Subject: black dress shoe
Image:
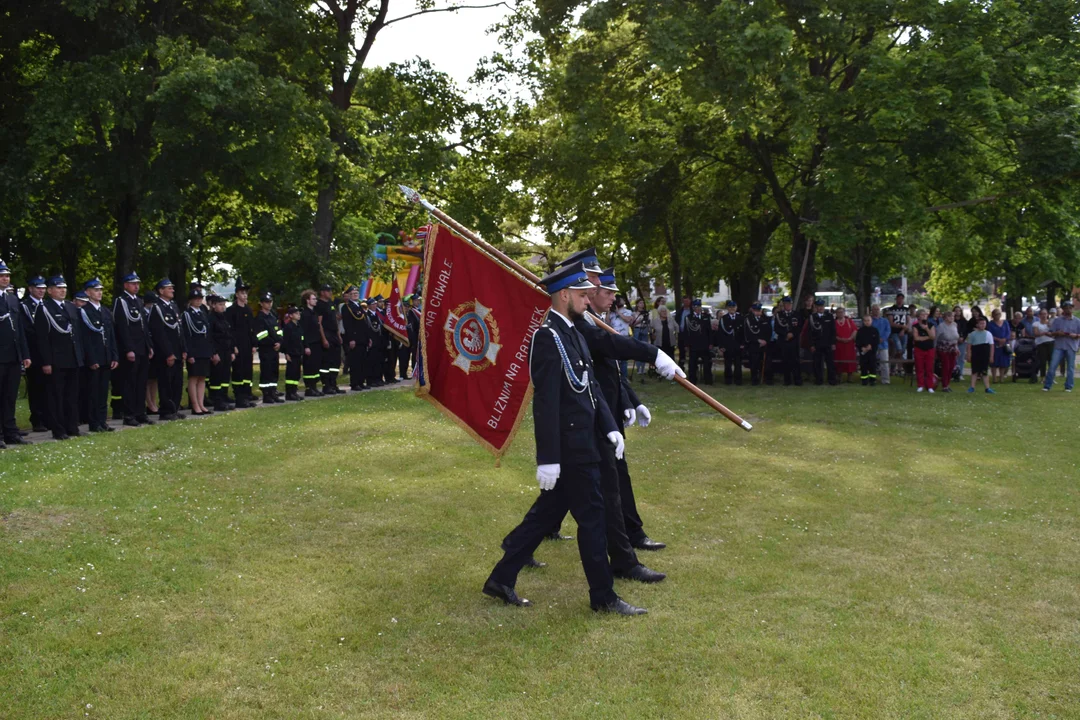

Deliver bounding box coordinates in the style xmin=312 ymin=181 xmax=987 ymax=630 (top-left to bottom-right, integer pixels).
xmin=591 ymin=597 xmax=647 ymax=616
xmin=632 ymin=536 xmax=667 ymax=551
xmin=67 ymin=430 xmax=83 ymax=438
xmin=523 ymin=556 xmax=547 ymax=569
xmin=53 ymin=433 xmax=70 ymax=441
xmin=123 ymin=417 xmax=141 ymax=427
xmin=18 ymin=429 xmax=29 ymax=437
xmin=614 ymin=565 xmax=666 ymax=583
xmin=482 ymin=579 xmax=531 ymax=607
xmin=5 ymin=436 xmax=31 ymax=445
xmin=545 ymin=531 xmax=574 ymax=541
xmin=0 ymin=441 xmax=6 ymax=450
xmin=136 ymin=416 xmax=155 ymax=425
xmin=33 ymin=425 xmax=48 ymax=433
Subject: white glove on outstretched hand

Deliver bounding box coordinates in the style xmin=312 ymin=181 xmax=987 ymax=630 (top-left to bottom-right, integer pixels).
xmin=624 ymin=407 xmax=636 ymax=427
xmin=654 ymin=349 xmax=686 ymax=380
xmin=607 ymin=431 xmax=625 ymax=460
xmin=537 ymin=464 xmax=560 ymax=491
xmin=635 ymin=404 xmax=651 ymax=428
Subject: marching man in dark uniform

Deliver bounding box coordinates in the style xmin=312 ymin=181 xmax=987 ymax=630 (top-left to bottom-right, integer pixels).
xmin=341 ymin=286 xmax=368 ymax=391
xmin=281 ymin=304 xmax=305 ymax=401
xmin=316 ymin=284 xmax=343 ymax=394
xmin=225 ymin=278 xmax=256 ymax=408
xmin=77 ymin=278 xmax=118 ymax=433
xmin=743 ymin=302 xmax=770 ymax=386
xmin=682 ymin=298 xmax=713 ymax=385
xmin=0 ymin=261 xmax=32 ymax=447
xmin=20 ymin=276 xmax=49 ymax=431
xmin=807 ymin=298 xmax=838 ymax=385
xmin=207 ymin=294 xmax=235 ymax=412
xmin=36 ymin=276 xmax=84 ymax=440
xmin=254 ymin=290 xmax=284 ymax=404
xmin=717 ymin=300 xmax=743 ymax=385
xmin=112 ymin=273 xmax=154 ymax=426
xmin=484 ymin=263 xmax=645 ymax=615
xmin=574 ymin=265 xmax=674 ymax=576
xmin=772 ymin=295 xmax=802 ymax=386
xmin=376 ymin=295 xmax=396 ymax=383
xmin=299 ymin=289 xmax=323 ymax=397
xmin=149 ymin=279 xmax=186 ymax=420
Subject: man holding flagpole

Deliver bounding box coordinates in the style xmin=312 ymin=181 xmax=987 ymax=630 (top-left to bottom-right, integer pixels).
xmin=484 ymin=263 xmax=646 ymax=616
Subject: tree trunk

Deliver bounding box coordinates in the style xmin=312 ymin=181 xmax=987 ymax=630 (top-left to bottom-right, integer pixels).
xmin=791 ymin=231 xmax=817 ymax=305
xmin=113 ymin=194 xmax=141 ymax=294
xmin=61 ymin=236 xmax=79 ymax=292
xmin=313 ymin=174 xmax=337 ymax=259
xmin=664 ymin=220 xmax=682 ymax=304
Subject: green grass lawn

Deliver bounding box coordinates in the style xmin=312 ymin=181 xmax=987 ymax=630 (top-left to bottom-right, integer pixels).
xmin=2 ymin=377 xmax=1078 ymax=719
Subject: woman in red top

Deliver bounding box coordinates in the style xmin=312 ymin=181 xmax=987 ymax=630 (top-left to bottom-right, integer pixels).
xmin=833 ymin=306 xmax=858 ymax=381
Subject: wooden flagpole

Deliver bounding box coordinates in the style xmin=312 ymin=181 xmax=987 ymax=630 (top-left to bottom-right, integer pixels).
xmin=400 ymin=186 xmax=753 ymax=432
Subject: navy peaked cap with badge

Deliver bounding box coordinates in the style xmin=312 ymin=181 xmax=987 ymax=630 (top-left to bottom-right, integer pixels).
xmin=74 ymin=291 xmax=89 ymax=300
xmin=540 ymin=263 xmax=593 ymax=294
xmin=598 ymin=267 xmax=619 ymax=292
xmin=47 ymin=275 xmax=67 ymax=288
xmin=751 ymin=302 xmax=763 ymax=310
xmin=83 ymin=278 xmax=103 ymax=290
xmin=781 ymin=295 xmax=792 ymax=303
xmin=0 ymin=260 xmax=10 ymax=274
xmin=29 ymin=276 xmax=47 ymax=288
xmin=725 ymin=300 xmax=736 ymax=307
xmin=122 ymin=272 xmax=141 ymax=283
xmin=259 ymin=290 xmax=273 ymax=303
xmin=155 ymin=278 xmax=174 ymax=290
xmin=556 ymin=248 xmax=602 ymax=274
xmin=814 ymin=298 xmax=826 ymax=306
xmin=692 ymin=299 xmax=702 ymax=307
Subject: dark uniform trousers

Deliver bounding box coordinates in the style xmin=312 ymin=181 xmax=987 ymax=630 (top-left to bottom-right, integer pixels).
xmin=689 ymin=346 xmax=713 ymax=385
xmin=26 ymin=365 xmax=49 ymax=428
xmin=303 ymin=344 xmax=322 ymax=391
xmin=83 ymin=366 xmax=111 ymax=430
xmin=209 ymin=358 xmax=231 ymax=401
xmin=156 ymin=358 xmax=183 ymax=413
xmin=0 ymin=361 xmax=21 ymax=441
xmin=321 ymin=344 xmax=341 ymax=389
xmin=231 ymin=350 xmax=254 ymax=398
xmin=780 ymin=340 xmax=802 ymax=385
xmin=117 ymin=354 xmax=149 ymax=419
xmin=348 ymin=343 xmax=367 ymax=389
xmin=47 ymin=368 xmax=80 ymax=436
xmin=747 ymin=345 xmax=765 ymax=385
xmin=491 ymin=462 xmax=617 ymax=607
xmin=812 ymin=347 xmax=837 ymax=385
xmin=285 ymin=354 xmax=301 ymax=389
xmin=397 ymin=341 xmax=411 ymax=379
xmin=258 ymin=350 xmax=279 ymax=390
xmin=365 ymin=337 xmax=383 ymax=386
xmin=723 ymin=346 xmax=742 ymax=385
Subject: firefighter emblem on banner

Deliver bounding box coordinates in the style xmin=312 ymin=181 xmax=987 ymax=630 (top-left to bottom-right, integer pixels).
xmin=444 ymin=300 xmax=501 ymax=373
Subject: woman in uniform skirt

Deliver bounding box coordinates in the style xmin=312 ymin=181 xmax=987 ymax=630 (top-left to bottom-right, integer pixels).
xmin=183 ymin=288 xmax=213 ymax=415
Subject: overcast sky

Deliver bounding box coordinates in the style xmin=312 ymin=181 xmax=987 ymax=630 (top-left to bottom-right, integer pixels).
xmin=365 ymin=2 xmax=514 ymax=99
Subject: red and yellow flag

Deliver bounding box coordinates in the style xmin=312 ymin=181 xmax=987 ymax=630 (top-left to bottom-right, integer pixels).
xmin=417 ymin=223 xmax=549 ymax=457
xmin=380 ymin=279 xmax=410 ymax=345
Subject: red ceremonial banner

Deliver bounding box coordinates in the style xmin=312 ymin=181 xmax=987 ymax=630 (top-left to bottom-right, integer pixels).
xmin=380 ymin=279 xmax=410 ymax=345
xmin=417 ymin=222 xmax=550 ymax=457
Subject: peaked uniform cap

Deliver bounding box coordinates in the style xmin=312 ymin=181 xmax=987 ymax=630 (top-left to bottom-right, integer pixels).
xmin=540 ymin=263 xmax=593 ymax=294
xmin=598 ymin=267 xmax=619 ymax=292
xmin=556 ymin=248 xmax=602 ymax=274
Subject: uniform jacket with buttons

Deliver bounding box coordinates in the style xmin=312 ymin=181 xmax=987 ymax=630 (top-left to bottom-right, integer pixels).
xmin=531 ymin=312 xmax=618 ymax=466
xmin=35 ymin=297 xmax=83 ymax=369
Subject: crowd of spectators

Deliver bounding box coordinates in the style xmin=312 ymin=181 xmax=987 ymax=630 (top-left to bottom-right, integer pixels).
xmin=610 ymin=292 xmax=1080 ymax=395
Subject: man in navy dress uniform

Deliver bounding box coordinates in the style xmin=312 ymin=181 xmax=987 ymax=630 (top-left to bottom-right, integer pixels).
xmin=484 ymin=263 xmax=646 ymax=615
xmin=112 ymin=272 xmax=154 ymax=426
xmin=36 ymin=276 xmax=84 ymax=440
xmin=77 ymin=278 xmax=119 ymax=433
xmin=0 ymin=261 xmax=32 ymax=448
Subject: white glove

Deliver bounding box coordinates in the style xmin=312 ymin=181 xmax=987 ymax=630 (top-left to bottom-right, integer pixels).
xmin=624 ymin=407 xmax=636 ymax=427
xmin=635 ymin=404 xmax=651 ymax=428
xmin=607 ymin=431 xmax=625 ymax=460
xmin=654 ymin=349 xmax=686 ymax=380
xmin=537 ymin=464 xmax=560 ymax=491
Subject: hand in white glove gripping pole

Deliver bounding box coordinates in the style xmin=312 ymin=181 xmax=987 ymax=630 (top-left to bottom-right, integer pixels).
xmin=606 ymin=431 xmax=625 ymax=460
xmin=653 ymin=349 xmax=686 ymax=380
xmin=624 ymin=407 xmax=636 ymax=427
xmin=537 ymin=464 xmax=560 ymax=491
xmin=635 ymin=404 xmax=651 ymax=428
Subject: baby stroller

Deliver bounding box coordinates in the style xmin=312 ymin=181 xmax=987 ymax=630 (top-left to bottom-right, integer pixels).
xmin=1012 ymin=337 xmax=1036 ymax=381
